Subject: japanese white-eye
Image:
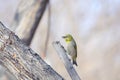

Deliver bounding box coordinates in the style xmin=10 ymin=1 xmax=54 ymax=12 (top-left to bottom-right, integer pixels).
xmin=62 ymin=34 xmax=78 ymax=66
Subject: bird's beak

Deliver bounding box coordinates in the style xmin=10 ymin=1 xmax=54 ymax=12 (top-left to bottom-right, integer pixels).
xmin=62 ymin=36 xmax=67 ymax=38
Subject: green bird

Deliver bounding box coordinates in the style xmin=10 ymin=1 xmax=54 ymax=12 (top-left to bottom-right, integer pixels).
xmin=62 ymin=34 xmax=78 ymax=66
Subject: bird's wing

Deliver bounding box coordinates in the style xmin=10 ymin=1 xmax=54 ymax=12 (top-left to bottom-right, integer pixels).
xmin=72 ymin=39 xmax=77 ymax=57
xmin=73 ymin=39 xmax=77 ymax=50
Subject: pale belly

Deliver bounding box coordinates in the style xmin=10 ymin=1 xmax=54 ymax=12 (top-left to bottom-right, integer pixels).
xmin=67 ymin=42 xmax=77 ymax=58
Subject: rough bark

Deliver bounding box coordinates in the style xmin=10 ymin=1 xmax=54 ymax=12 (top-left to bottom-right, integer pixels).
xmin=53 ymin=41 xmax=81 ymax=80
xmin=11 ymin=0 xmax=49 ymax=45
xmin=0 ymin=22 xmax=63 ymax=80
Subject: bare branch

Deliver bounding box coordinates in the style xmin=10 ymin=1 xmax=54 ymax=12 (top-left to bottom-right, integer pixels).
xmin=53 ymin=41 xmax=81 ymax=80
xmin=11 ymin=0 xmax=49 ymax=45
xmin=43 ymin=1 xmax=51 ymax=57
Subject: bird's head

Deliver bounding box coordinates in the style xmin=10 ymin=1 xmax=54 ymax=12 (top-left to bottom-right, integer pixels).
xmin=62 ymin=34 xmax=73 ymax=43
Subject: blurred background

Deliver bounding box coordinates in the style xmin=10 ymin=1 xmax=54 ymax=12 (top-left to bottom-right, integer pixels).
xmin=0 ymin=0 xmax=120 ymax=80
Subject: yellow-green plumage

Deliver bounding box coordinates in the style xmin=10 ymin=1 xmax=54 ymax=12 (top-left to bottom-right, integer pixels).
xmin=62 ymin=34 xmax=77 ymax=66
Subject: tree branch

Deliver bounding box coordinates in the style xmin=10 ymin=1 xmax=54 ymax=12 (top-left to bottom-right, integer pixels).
xmin=11 ymin=0 xmax=49 ymax=45
xmin=0 ymin=22 xmax=64 ymax=80
xmin=43 ymin=0 xmax=51 ymax=57
xmin=53 ymin=41 xmax=81 ymax=80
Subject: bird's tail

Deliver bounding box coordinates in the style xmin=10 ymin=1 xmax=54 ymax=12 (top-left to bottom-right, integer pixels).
xmin=73 ymin=60 xmax=78 ymax=66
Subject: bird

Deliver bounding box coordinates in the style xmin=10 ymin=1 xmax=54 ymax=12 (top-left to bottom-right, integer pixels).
xmin=62 ymin=34 xmax=78 ymax=66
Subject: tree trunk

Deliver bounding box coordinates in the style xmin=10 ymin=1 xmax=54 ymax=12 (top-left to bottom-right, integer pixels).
xmin=0 ymin=22 xmax=63 ymax=80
